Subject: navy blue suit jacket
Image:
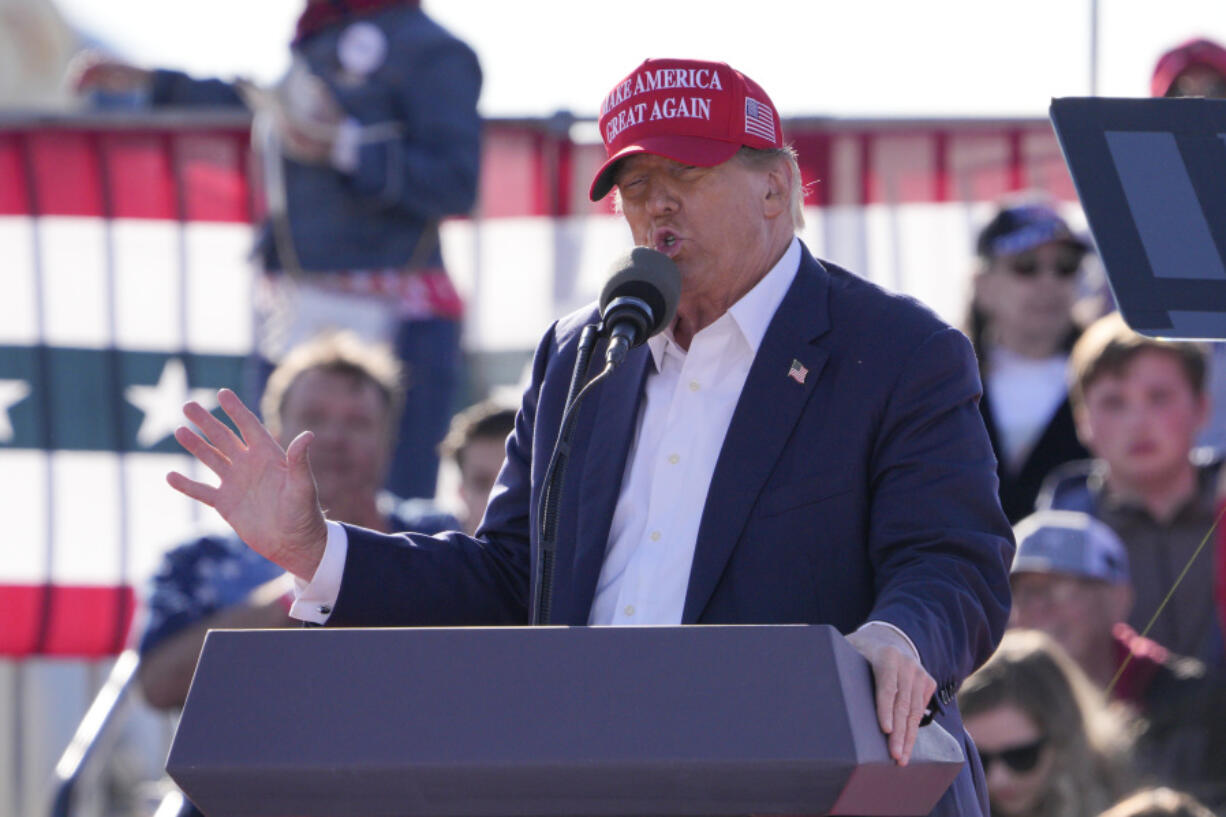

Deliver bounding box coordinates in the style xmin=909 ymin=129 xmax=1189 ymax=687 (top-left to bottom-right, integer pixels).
xmin=331 ymin=243 xmax=1014 ymax=817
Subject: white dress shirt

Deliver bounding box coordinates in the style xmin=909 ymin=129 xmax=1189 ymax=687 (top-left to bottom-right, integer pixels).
xmin=291 ymin=237 xmax=919 ymax=660
xmin=587 ymin=238 xmax=801 ymax=624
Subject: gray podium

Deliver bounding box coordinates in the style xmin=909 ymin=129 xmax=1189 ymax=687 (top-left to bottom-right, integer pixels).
xmin=167 ymin=624 xmax=964 ymax=816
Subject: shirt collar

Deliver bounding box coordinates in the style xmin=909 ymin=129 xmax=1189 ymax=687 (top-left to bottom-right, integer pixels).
xmin=646 ymin=236 xmax=801 ymax=370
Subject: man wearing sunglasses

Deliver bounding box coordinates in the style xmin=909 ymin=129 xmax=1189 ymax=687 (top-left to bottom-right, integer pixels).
xmin=967 ymin=200 xmax=1093 ymax=523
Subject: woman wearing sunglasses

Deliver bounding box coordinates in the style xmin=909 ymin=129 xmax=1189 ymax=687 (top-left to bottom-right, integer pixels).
xmin=966 ymin=198 xmax=1095 ymax=523
xmin=959 ymin=629 xmax=1131 ymax=817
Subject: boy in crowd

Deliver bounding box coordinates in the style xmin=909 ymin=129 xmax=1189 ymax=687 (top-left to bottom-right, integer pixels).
xmin=1038 ymin=313 xmax=1224 ymax=668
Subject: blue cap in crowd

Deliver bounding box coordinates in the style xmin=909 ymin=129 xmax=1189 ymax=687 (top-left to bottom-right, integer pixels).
xmin=1011 ymin=510 xmax=1130 ymax=585
xmin=977 ymin=202 xmax=1091 ymax=259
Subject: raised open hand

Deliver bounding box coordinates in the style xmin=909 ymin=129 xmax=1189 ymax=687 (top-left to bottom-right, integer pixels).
xmin=166 ymin=388 xmax=328 ymax=580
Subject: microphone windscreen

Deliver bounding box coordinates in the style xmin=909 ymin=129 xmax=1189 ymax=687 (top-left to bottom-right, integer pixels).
xmin=599 ymin=247 xmax=681 ymax=337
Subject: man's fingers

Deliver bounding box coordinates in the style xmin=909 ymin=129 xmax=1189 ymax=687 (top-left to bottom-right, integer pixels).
xmin=915 ymin=674 xmax=936 ymax=720
xmin=174 ymin=426 xmax=231 ymax=475
xmin=845 ymin=628 xmax=936 ymax=765
xmin=896 ymin=681 xmax=926 ymax=766
xmin=875 ymin=670 xmax=899 ymax=736
xmin=866 ymin=646 xmax=938 ymax=765
xmin=285 ymin=430 xmax=315 ymax=471
xmin=166 ymin=471 xmax=219 ymax=507
xmin=886 ymin=683 xmax=911 ymax=762
xmin=218 ymin=388 xmax=280 ymax=450
xmin=889 ymin=679 xmax=910 ymax=761
xmin=895 ymin=671 xmax=937 ymax=765
xmin=184 ymin=399 xmax=246 ymax=456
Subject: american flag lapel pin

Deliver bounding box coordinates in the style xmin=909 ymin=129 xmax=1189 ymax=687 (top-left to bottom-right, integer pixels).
xmin=788 ymin=358 xmax=808 ymax=384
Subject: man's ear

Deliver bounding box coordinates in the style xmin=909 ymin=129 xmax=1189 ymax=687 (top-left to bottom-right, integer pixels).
xmin=762 ymin=161 xmax=789 ymax=219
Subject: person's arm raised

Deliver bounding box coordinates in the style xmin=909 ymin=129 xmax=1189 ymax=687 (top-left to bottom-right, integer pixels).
xmin=166 ymin=388 xmax=328 ymax=580
xmin=67 ymin=52 xmax=152 ymax=96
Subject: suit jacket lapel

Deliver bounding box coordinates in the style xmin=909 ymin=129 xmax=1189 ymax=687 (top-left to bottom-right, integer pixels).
xmin=682 ymin=248 xmax=832 ymax=623
xmin=565 ymin=343 xmax=651 ymax=624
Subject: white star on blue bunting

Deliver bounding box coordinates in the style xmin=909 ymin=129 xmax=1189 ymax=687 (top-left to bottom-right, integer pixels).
xmin=125 ymin=358 xmax=218 ymax=448
xmin=0 ymin=379 xmax=30 ymax=443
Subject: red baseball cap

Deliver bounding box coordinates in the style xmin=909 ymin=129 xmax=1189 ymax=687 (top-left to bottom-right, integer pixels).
xmin=588 ymin=58 xmax=783 ymax=201
xmin=1151 ymin=37 xmax=1226 ymax=97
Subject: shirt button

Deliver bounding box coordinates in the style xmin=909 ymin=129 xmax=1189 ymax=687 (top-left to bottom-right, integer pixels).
xmin=624 ymin=605 xmax=635 ymax=617
xmin=668 ymin=453 xmax=680 ymax=465
xmin=650 ymin=530 xmax=661 ymax=542
xmin=689 ymin=380 xmax=700 ymax=391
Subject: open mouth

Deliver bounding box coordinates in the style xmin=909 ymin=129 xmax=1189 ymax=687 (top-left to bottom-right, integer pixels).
xmin=655 ymin=229 xmax=680 ymax=256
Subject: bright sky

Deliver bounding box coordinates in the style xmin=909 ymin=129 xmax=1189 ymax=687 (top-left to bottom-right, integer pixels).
xmin=51 ymin=0 xmax=1226 ymax=120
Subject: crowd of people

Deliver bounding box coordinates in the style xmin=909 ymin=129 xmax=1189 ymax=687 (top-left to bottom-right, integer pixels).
xmin=954 ymin=36 xmax=1226 ymax=817
xmin=66 ymin=10 xmax=1226 ymax=817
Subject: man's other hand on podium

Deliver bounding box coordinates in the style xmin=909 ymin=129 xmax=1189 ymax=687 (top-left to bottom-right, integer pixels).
xmin=847 ymin=625 xmax=938 ymax=767
xmin=167 ymin=388 xmax=329 ymax=582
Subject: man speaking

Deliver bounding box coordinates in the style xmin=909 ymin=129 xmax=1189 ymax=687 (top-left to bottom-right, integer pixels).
xmin=169 ymin=58 xmax=1013 ymax=817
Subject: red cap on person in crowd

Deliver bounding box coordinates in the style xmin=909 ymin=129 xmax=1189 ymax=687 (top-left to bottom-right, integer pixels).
xmin=589 ymin=58 xmax=783 ymax=201
xmin=1150 ymin=37 xmax=1226 ymax=97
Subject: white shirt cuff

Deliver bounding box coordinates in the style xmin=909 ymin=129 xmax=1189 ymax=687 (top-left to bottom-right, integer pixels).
xmin=329 ymin=117 xmax=362 ymax=173
xmin=855 ymin=620 xmax=923 ymax=666
xmin=289 ymin=520 xmax=348 ymax=624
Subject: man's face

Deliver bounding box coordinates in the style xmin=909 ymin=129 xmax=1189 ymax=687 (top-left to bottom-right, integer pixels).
xmin=277 ymin=368 xmax=391 ymax=509
xmin=1076 ymin=349 xmax=1207 ymax=491
xmin=1009 ymin=572 xmax=1127 ymax=671
xmin=614 ymin=153 xmax=782 ymax=311
xmin=458 ymin=436 xmax=506 ymax=535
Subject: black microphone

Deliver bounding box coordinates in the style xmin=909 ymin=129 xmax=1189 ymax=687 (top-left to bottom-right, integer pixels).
xmin=599 ymin=247 xmax=681 ymax=367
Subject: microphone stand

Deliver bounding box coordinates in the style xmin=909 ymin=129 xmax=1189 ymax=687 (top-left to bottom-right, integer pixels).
xmin=531 ymin=322 xmax=613 ymax=626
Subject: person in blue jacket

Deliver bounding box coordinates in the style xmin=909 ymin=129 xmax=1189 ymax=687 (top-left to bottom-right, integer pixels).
xmin=167 ymin=58 xmax=1014 ymax=817
xmin=73 ymin=0 xmax=482 ymax=502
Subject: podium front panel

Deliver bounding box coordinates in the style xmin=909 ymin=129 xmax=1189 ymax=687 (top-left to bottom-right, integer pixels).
xmin=167 ymin=624 xmax=962 ymax=816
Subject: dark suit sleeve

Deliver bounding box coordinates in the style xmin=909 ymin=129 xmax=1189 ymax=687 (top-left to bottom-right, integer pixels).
xmin=864 ymin=326 xmax=1014 ymax=689
xmin=325 ymin=323 xmax=558 ymax=627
